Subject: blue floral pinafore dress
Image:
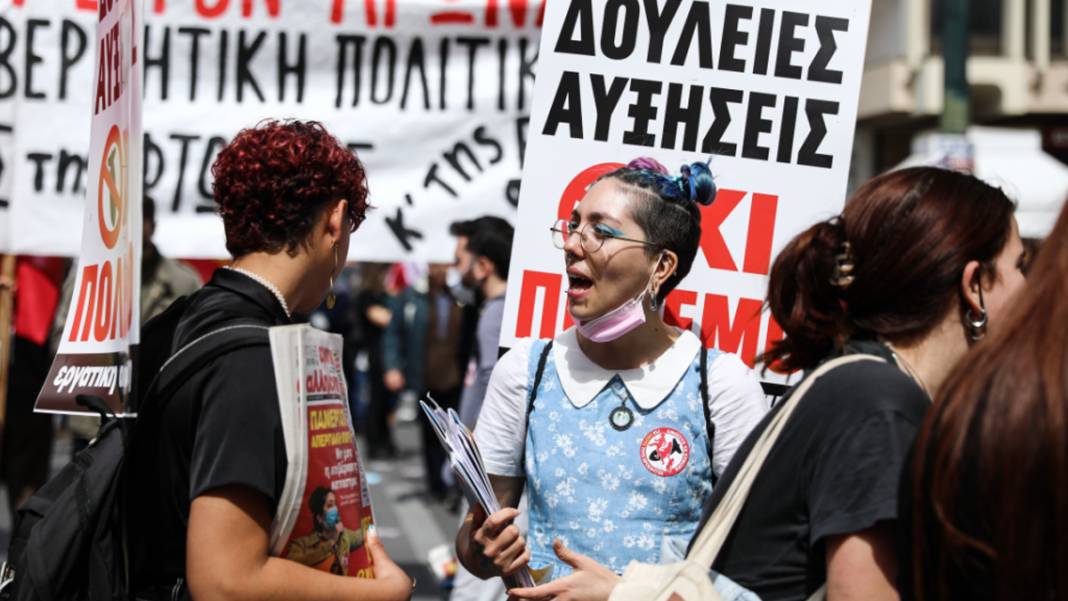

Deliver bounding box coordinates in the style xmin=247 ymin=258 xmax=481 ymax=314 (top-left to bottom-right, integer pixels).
xmin=523 ymin=339 xmax=719 ymax=579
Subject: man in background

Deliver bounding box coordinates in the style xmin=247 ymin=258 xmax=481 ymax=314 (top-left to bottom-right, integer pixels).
xmin=449 ymin=216 xmax=514 ymax=430
xmin=445 ymin=216 xmax=513 ymax=601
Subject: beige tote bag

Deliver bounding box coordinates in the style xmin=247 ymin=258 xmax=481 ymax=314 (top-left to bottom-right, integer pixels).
xmin=608 ymin=354 xmax=884 ymax=601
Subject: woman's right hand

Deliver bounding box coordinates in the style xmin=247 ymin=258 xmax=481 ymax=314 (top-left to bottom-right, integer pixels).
xmin=470 ymin=504 xmax=531 ymax=578
xmin=366 ymin=527 xmax=413 ymax=601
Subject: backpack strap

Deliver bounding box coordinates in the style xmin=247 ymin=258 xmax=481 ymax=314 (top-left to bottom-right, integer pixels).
xmin=687 ymin=353 xmax=886 ymax=567
xmin=699 ymin=348 xmax=717 ymax=483
xmin=525 ymin=340 xmax=554 ymax=418
xmin=147 ymin=324 xmax=271 ymax=408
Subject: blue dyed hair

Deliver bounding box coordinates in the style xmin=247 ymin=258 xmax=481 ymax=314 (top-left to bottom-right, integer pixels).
xmin=596 ymin=158 xmax=717 ymax=303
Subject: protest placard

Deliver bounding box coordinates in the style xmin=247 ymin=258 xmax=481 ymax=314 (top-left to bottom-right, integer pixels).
xmin=501 ymin=0 xmax=872 ymax=367
xmin=34 ymin=0 xmax=143 ymax=415
xmin=0 ymin=0 xmax=541 ymax=261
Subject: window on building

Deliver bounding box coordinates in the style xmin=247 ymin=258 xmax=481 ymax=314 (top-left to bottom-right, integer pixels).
xmin=931 ymin=0 xmax=1004 ymax=56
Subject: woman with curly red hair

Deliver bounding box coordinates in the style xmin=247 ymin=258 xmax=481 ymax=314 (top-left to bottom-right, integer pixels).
xmin=128 ymin=120 xmax=413 ymax=601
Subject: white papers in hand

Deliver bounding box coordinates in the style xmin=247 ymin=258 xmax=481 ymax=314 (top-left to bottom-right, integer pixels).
xmin=419 ymin=396 xmax=536 ymax=589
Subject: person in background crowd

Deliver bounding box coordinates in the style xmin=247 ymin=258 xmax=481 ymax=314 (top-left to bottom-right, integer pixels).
xmin=902 ymin=203 xmax=1064 ymax=601
xmin=510 ymin=166 xmax=1028 ymax=601
xmin=446 ymin=216 xmax=514 ymax=601
xmin=53 ymin=197 xmax=203 ymax=455
xmin=126 ymin=120 xmax=412 ymax=601
xmin=383 ymin=263 xmax=464 ymax=497
xmin=456 ymin=158 xmax=767 ymax=587
xmin=355 ymin=262 xmax=397 ymax=459
xmin=449 ymin=216 xmax=514 ymax=430
xmin=2 ymin=256 xmax=66 ymax=519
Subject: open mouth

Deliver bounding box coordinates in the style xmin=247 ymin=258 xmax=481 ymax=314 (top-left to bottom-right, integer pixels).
xmin=567 ymin=274 xmax=593 ymax=291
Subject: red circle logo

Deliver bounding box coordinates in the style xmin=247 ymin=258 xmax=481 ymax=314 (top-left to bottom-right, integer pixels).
xmin=556 ymin=162 xmax=625 ymax=222
xmin=640 ymin=428 xmax=690 ymax=477
xmin=97 ymin=125 xmax=126 ymax=250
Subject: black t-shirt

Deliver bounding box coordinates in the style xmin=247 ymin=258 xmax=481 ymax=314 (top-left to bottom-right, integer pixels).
xmin=130 ymin=268 xmax=292 ymax=588
xmin=694 ymin=339 xmax=930 ymax=601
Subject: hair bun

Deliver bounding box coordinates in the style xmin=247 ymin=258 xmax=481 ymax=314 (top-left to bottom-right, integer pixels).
xmin=626 ymin=156 xmax=670 ymax=174
xmin=677 ymin=162 xmax=716 ymax=206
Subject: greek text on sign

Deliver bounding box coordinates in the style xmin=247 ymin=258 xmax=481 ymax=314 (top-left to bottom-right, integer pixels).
xmin=501 ymin=0 xmax=872 ymax=368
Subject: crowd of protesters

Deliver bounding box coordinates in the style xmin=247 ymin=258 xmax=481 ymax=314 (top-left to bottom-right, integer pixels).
xmin=2 ymin=118 xmax=1065 ymax=601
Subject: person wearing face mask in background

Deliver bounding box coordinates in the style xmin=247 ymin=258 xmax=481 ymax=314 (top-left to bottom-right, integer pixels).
xmin=454 ymin=158 xmax=768 ymax=586
xmin=445 ymin=217 xmax=516 ymax=601
xmin=448 ymin=216 xmax=515 ymax=430
xmin=286 ymin=487 xmax=366 ymax=575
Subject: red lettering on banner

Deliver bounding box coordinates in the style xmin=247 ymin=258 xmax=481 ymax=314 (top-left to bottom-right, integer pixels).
xmin=697 ymin=189 xmax=779 ymax=275
xmin=331 ymin=0 xmax=395 ymax=27
xmin=700 ymin=295 xmax=764 ymax=367
xmin=93 ymin=0 xmax=107 ymax=18
xmin=66 ymin=245 xmax=136 ymax=343
xmin=431 ymin=11 xmax=475 ymax=25
xmin=696 ymin=189 xmax=745 ymax=271
xmin=242 ymin=0 xmax=280 ymax=17
xmin=93 ymin=261 xmax=113 ymax=342
xmin=557 ymin=162 xmax=624 ymax=221
xmin=196 ymin=0 xmax=228 ymax=18
xmin=70 ymin=265 xmax=98 ymax=342
xmin=743 ymin=193 xmax=778 ymax=275
xmin=663 ymin=289 xmax=697 ymax=331
xmin=516 ymin=270 xmax=561 ymax=339
xmin=426 ymin=0 xmax=545 ymax=27
xmin=94 ymin=21 xmax=124 ymax=114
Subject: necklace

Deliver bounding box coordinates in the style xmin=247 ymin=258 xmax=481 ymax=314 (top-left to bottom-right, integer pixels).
xmin=883 ymin=341 xmax=931 ymax=398
xmin=225 ymin=266 xmax=291 ymax=319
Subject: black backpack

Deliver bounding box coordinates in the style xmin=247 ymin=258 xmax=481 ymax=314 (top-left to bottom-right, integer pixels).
xmin=0 ymin=295 xmax=269 ymax=601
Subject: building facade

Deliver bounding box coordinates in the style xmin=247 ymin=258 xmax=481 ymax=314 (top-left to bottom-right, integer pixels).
xmin=852 ymin=0 xmax=1068 ymax=190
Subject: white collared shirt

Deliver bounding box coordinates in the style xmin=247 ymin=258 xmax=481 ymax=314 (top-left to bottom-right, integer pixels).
xmin=473 ymin=328 xmax=769 ymax=478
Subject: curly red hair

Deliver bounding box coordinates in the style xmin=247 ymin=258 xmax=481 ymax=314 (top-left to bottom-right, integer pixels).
xmin=212 ymin=120 xmax=369 ymax=257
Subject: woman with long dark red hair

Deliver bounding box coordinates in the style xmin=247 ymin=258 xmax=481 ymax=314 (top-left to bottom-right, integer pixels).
xmin=904 ymin=203 xmax=1068 ymax=601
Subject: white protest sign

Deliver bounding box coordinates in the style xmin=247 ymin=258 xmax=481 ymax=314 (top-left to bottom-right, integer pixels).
xmin=0 ymin=0 xmax=542 ymax=261
xmin=502 ymin=0 xmax=872 ymax=367
xmin=36 ymin=0 xmax=143 ymax=415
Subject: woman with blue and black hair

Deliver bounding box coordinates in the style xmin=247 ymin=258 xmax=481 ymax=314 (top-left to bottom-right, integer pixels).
xmin=454 ymin=158 xmax=768 ymax=587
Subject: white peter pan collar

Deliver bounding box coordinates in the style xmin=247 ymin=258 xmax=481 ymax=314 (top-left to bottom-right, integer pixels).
xmin=550 ymin=327 xmax=702 ymax=410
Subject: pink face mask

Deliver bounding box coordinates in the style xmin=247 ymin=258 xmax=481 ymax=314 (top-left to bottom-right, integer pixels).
xmin=575 ymin=254 xmax=662 ymax=343
xmin=575 ymin=290 xmax=649 ymax=343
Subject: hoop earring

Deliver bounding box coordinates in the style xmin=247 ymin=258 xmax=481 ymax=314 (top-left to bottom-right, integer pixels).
xmin=326 ymin=243 xmax=338 ymax=310
xmin=649 ymin=291 xmax=659 ymax=312
xmin=965 ymin=283 xmax=987 ymax=342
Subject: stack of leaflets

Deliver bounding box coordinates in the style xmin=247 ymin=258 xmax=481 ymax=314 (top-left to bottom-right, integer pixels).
xmin=269 ymin=324 xmax=375 ymax=577
xmin=420 ymin=398 xmax=539 ymax=588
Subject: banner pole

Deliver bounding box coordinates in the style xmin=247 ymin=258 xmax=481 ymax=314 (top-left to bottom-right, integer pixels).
xmin=0 ymin=254 xmax=17 ymax=429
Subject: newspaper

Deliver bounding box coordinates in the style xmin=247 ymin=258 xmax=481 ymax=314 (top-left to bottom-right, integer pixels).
xmin=268 ymin=324 xmax=375 ymax=577
xmin=420 ymin=398 xmax=540 ymax=588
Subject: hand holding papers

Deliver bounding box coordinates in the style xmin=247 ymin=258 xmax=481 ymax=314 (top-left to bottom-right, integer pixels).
xmin=419 ymin=397 xmax=540 ymax=588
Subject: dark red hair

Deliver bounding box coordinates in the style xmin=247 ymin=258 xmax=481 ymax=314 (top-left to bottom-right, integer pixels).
xmin=763 ymin=167 xmax=1015 ymax=372
xmin=211 ymin=119 xmax=369 ymax=257
xmin=909 ymin=201 xmax=1068 ymax=600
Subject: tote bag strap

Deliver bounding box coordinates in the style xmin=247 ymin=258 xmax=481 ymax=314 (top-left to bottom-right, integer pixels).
xmin=688 ymin=354 xmax=885 ymax=566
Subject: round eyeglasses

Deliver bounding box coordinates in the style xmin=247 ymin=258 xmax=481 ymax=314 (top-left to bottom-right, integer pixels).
xmin=549 ymin=219 xmax=659 ymax=253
